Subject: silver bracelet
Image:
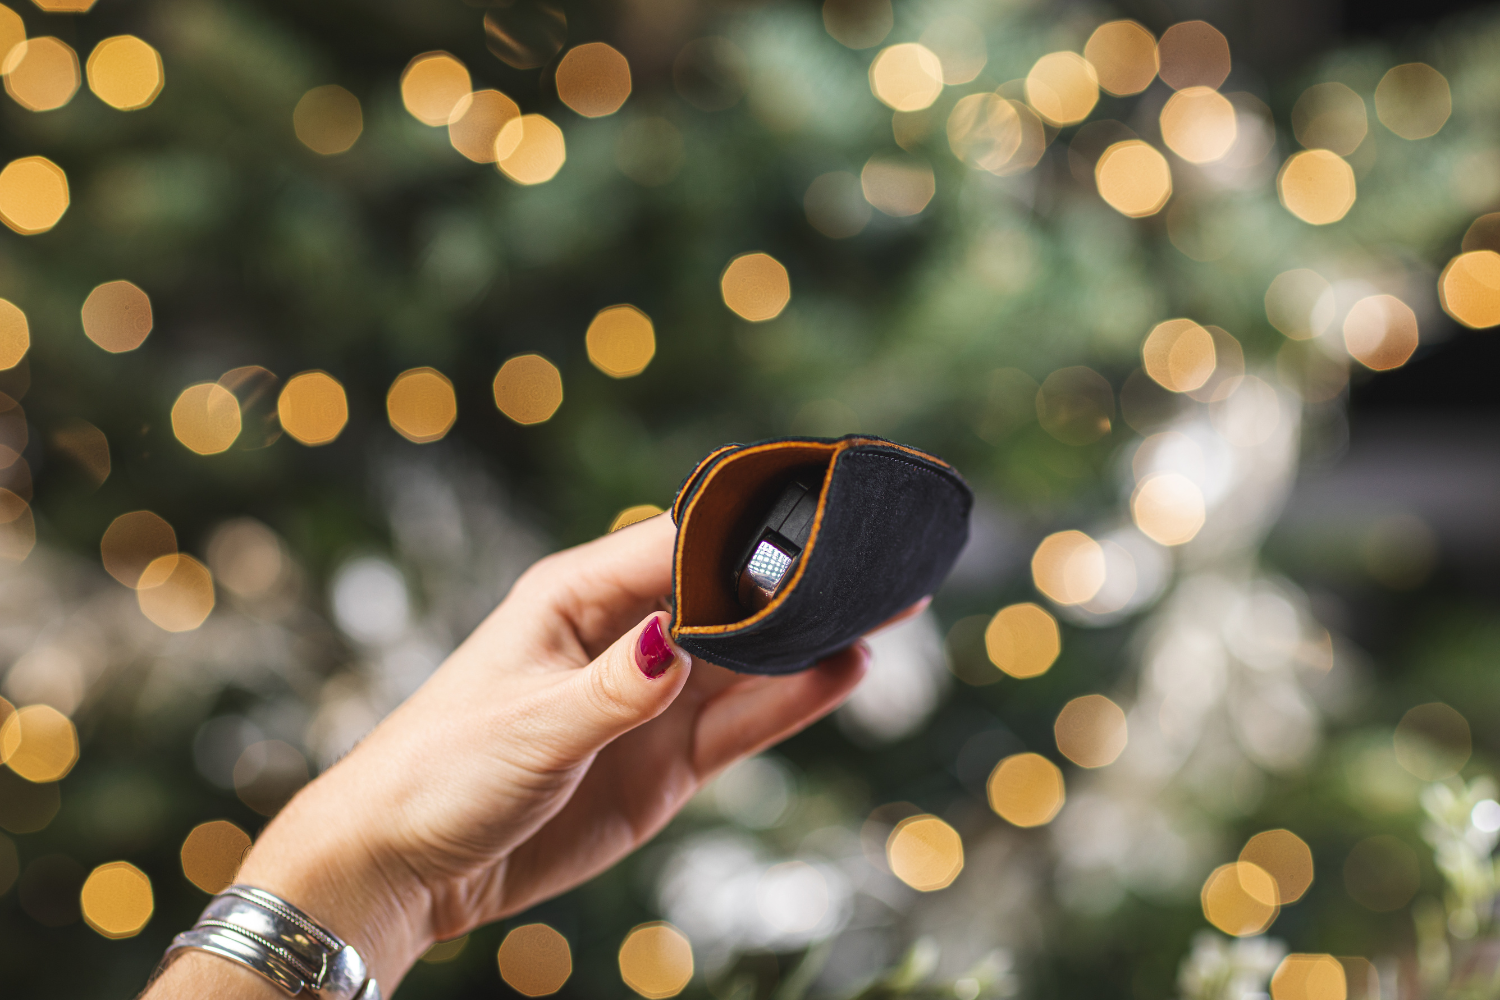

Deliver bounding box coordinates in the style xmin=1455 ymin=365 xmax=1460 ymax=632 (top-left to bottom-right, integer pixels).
xmin=152 ymin=884 xmax=381 ymax=1000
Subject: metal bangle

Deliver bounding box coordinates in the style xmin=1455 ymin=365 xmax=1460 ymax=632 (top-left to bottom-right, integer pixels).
xmin=151 ymin=884 xmax=381 ymax=1000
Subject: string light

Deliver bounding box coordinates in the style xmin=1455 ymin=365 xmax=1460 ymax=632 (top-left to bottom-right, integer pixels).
xmin=1084 ymin=21 xmax=1158 ymax=96
xmin=493 ymin=355 xmax=563 ymax=425
xmin=0 ymin=156 xmax=69 ymax=235
xmin=555 ymin=43 xmax=631 ymax=118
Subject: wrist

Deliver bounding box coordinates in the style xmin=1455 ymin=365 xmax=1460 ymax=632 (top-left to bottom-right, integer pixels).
xmin=234 ymin=773 xmax=436 ymax=993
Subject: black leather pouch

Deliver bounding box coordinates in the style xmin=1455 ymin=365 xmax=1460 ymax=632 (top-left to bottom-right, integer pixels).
xmin=668 ymin=435 xmax=973 ymax=674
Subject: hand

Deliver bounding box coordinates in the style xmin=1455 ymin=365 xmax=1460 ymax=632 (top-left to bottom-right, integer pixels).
xmin=149 ymin=513 xmax=921 ymax=996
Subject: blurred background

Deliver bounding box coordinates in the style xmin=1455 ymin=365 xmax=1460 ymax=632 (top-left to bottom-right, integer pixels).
xmin=0 ymin=0 xmax=1498 ymax=996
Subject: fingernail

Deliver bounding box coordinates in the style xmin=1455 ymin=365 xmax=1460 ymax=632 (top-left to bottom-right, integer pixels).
xmin=636 ymin=615 xmax=676 ymax=679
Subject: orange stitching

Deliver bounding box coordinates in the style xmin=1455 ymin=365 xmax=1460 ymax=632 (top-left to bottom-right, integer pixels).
xmin=671 ymin=443 xmax=741 ymax=523
xmin=674 ymin=439 xmax=849 ymax=637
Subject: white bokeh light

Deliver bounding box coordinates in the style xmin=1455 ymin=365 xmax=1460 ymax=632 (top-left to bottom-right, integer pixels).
xmin=330 ymin=556 xmax=411 ymax=645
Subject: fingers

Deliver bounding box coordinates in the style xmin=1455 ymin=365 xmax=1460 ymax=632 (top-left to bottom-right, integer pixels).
xmin=692 ymin=643 xmax=869 ymax=778
xmin=539 ymin=611 xmax=692 ymax=765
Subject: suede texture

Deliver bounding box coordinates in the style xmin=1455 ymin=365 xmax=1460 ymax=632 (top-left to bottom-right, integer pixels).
xmin=669 ymin=435 xmax=972 ymax=674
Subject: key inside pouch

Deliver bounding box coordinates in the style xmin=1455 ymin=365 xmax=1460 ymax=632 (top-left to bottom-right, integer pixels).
xmin=732 ymin=474 xmax=820 ymax=611
xmin=673 ymin=442 xmax=836 ymax=630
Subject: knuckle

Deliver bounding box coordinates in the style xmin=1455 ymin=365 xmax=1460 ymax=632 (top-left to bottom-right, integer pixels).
xmin=585 ymin=658 xmax=638 ymax=724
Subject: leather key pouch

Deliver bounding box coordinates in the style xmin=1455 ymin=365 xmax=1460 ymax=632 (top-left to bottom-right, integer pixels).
xmin=669 ymin=435 xmax=973 ymax=674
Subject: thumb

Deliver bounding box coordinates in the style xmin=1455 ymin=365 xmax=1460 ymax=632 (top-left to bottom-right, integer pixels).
xmin=548 ymin=612 xmax=690 ymax=763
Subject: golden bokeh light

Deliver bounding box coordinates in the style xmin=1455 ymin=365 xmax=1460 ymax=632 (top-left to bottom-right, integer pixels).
xmin=1393 ymin=702 xmax=1470 ymax=781
xmin=1084 ymin=20 xmax=1158 ymax=97
xmin=1374 ymin=63 xmax=1450 ymax=140
xmin=1095 ymin=140 xmax=1172 ymax=218
xmin=1025 ymin=51 xmax=1098 ymax=126
xmin=556 ymin=42 xmax=631 ymax=118
xmin=721 ymin=252 xmax=790 ymax=322
xmin=1266 ymin=269 xmax=1333 ymax=340
xmin=988 ymin=753 xmax=1065 ymax=827
xmin=886 ymin=814 xmax=964 ymax=891
xmin=619 ymin=922 xmax=694 ymax=999
xmin=1132 ymin=473 xmax=1206 ymax=546
xmin=0 ymin=6 xmax=20 ymax=69
xmin=823 ymin=0 xmax=893 ymax=51
xmin=3 ymin=37 xmax=79 ymax=111
xmin=946 ymin=93 xmax=1023 ymax=173
xmin=497 ymin=114 xmax=566 ymax=185
xmin=1055 ymin=694 xmax=1128 ymax=768
xmin=277 ymin=371 xmax=348 ymax=446
xmin=919 ymin=16 xmax=986 ymax=85
xmin=984 ymin=602 xmax=1060 ymax=679
xmin=1143 ymin=318 xmax=1216 ymax=392
xmin=1241 ymin=829 xmax=1315 ymax=905
xmin=1292 ymin=82 xmax=1367 ymax=156
xmin=1032 ymin=529 xmax=1105 ymax=606
xmin=137 ymin=553 xmax=216 ymax=632
xmin=401 ymin=51 xmax=470 ymax=126
xmin=1278 ymin=149 xmax=1355 ymax=225
xmin=81 ymin=280 xmax=152 ymax=352
xmin=493 ymin=354 xmax=563 ymax=425
xmin=85 ymin=36 xmax=163 ymax=111
xmin=1159 ymin=87 xmax=1237 ymax=164
xmin=293 ymin=85 xmax=363 ymax=156
xmin=79 ymin=862 xmax=153 ymax=939
xmin=1439 ymin=250 xmax=1500 ymax=329
xmin=498 ymin=923 xmax=573 ymax=996
xmin=30 ymin=0 xmax=95 ymax=10
xmin=448 ymin=89 xmax=520 ymax=163
xmin=1271 ymin=954 xmax=1347 ymax=1000
xmin=0 ymin=155 xmax=69 ymax=235
xmin=1344 ymin=835 xmax=1420 ymax=912
xmin=180 ymin=819 xmax=251 ymax=894
xmin=1202 ymin=862 xmax=1279 ymax=936
xmin=386 ymin=367 xmax=457 ymax=443
xmin=1156 ymin=20 xmax=1230 ymax=91
xmin=586 ymin=305 xmax=656 ymax=378
xmin=171 ymin=383 xmax=242 ymax=455
xmin=860 ymin=155 xmax=935 ymax=217
xmin=101 ymin=510 xmax=176 ymax=588
xmin=804 ymin=171 xmax=870 ymax=238
xmin=868 ymin=43 xmax=943 ymax=112
xmin=1342 ymin=295 xmax=1418 ymax=372
xmin=0 ymin=298 xmax=27 ymax=370
xmin=610 ymin=504 xmax=662 ymax=532
xmin=0 ymin=704 xmax=78 ymax=781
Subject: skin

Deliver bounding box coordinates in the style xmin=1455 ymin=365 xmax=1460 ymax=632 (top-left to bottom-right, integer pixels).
xmin=145 ymin=513 xmax=925 ymax=997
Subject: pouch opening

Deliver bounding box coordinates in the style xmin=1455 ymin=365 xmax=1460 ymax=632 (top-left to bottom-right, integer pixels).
xmin=675 ymin=442 xmax=836 ymax=629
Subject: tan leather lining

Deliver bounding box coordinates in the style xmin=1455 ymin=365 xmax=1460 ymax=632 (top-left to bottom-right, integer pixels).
xmin=673 ymin=440 xmax=840 ymax=633
xmin=671 ymin=443 xmax=740 ymax=524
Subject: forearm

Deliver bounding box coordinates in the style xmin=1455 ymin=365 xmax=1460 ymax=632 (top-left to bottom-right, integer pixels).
xmin=143 ymin=772 xmax=434 ymax=998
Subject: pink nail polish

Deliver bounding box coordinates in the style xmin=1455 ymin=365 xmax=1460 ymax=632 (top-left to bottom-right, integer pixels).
xmin=636 ymin=616 xmax=676 ymax=679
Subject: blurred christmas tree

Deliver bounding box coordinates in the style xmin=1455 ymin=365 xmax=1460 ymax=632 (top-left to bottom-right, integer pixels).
xmin=3 ymin=0 xmax=1500 ymax=996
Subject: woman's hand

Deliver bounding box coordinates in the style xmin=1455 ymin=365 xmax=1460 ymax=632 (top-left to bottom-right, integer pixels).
xmin=150 ymin=513 xmax=917 ymax=996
